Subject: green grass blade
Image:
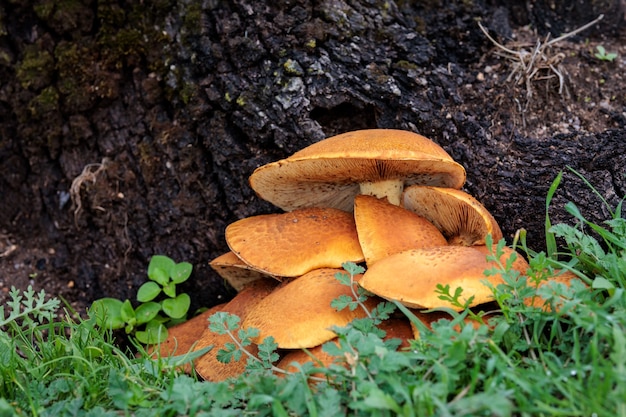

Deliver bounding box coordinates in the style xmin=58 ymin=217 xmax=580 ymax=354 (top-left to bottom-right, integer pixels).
xmin=545 ymin=171 xmax=563 ymax=260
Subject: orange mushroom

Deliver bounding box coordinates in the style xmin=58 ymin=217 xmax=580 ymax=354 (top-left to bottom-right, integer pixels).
xmin=249 ymin=129 xmax=466 ymax=211
xmin=193 ymin=278 xmax=279 ymax=381
xmin=359 ymin=245 xmax=529 ymax=311
xmin=209 ymin=251 xmax=272 ymax=291
xmin=409 ymin=309 xmax=487 ymax=339
xmin=275 ymin=317 xmax=413 ymax=378
xmin=524 ymin=269 xmax=587 ymax=311
xmin=225 ymin=207 xmax=365 ymax=278
xmin=241 ymin=268 xmax=379 ymax=349
xmin=148 ymin=304 xmax=225 ymax=373
xmin=402 ymin=185 xmax=503 ymax=246
xmin=353 ymin=194 xmax=447 ymax=266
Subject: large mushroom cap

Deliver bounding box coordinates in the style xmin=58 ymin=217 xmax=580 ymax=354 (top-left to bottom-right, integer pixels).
xmin=359 ymin=245 xmax=528 ymax=310
xmin=249 ymin=129 xmax=466 ymax=211
xmin=241 ymin=268 xmax=378 ymax=349
xmin=402 ymin=185 xmax=503 ymax=246
xmin=225 ymin=207 xmax=365 ymax=278
xmin=354 ymin=194 xmax=447 ymax=267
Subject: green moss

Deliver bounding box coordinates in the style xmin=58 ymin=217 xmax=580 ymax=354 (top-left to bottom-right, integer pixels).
xmin=182 ymin=2 xmax=203 ymax=36
xmin=394 ymin=60 xmax=419 ymax=71
xmin=28 ymin=86 xmax=60 ymax=116
xmin=33 ymin=1 xmax=55 ymax=20
xmin=55 ymin=41 xmax=87 ymax=80
xmin=16 ymin=45 xmax=54 ymax=90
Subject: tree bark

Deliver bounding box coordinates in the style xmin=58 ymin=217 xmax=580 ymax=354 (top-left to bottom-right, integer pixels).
xmin=0 ymin=0 xmax=624 ymax=311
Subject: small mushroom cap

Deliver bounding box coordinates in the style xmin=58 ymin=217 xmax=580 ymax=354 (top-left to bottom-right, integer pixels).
xmin=249 ymin=129 xmax=466 ymax=211
xmin=524 ymin=269 xmax=587 ymax=311
xmin=210 ymin=251 xmax=275 ymax=291
xmin=359 ymin=245 xmax=528 ymax=310
xmin=193 ymin=278 xmax=279 ymax=382
xmin=276 ymin=341 xmax=340 ymax=378
xmin=402 ymin=186 xmax=503 ymax=246
xmin=225 ymin=207 xmax=364 ymax=278
xmin=275 ymin=317 xmax=413 ymax=377
xmin=241 ymin=268 xmax=378 ymax=349
xmin=409 ymin=309 xmax=485 ymax=339
xmin=148 ymin=304 xmax=226 ymax=373
xmin=354 ymin=195 xmax=448 ymax=266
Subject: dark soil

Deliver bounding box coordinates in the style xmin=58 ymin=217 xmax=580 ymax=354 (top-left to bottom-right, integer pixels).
xmin=1 ymin=0 xmax=624 ymax=318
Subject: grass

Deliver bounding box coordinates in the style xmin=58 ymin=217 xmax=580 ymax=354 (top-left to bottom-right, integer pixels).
xmin=1 ymin=170 xmax=625 ymax=416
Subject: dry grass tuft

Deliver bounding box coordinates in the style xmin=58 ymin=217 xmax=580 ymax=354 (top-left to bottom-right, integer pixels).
xmin=478 ymin=15 xmax=604 ymax=126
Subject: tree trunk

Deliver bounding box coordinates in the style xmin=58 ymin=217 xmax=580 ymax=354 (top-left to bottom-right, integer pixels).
xmin=0 ymin=0 xmax=624 ymax=312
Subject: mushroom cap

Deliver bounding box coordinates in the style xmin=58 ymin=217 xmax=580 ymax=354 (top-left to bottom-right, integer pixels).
xmin=276 ymin=340 xmax=341 ymax=377
xmin=402 ymin=186 xmax=503 ymax=246
xmin=193 ymin=278 xmax=279 ymax=382
xmin=409 ymin=309 xmax=485 ymax=339
xmin=249 ymin=129 xmax=466 ymax=211
xmin=359 ymin=245 xmax=528 ymax=310
xmin=276 ymin=316 xmax=413 ymax=378
xmin=148 ymin=304 xmax=226 ymax=373
xmin=241 ymin=268 xmax=378 ymax=349
xmin=225 ymin=207 xmax=364 ymax=278
xmin=210 ymin=251 xmax=275 ymax=291
xmin=524 ymin=269 xmax=586 ymax=311
xmin=472 ymin=244 xmax=530 ymax=273
xmin=354 ymin=194 xmax=448 ymax=266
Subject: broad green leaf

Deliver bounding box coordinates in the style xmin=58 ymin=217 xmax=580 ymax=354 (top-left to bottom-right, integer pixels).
xmin=361 ymin=387 xmax=402 ymax=413
xmin=162 ymin=282 xmax=176 ymax=298
xmin=592 ymin=276 xmax=614 ymax=290
xmin=171 ymin=262 xmax=193 ymax=284
xmin=120 ymin=299 xmax=135 ymax=323
xmin=135 ymin=302 xmax=161 ymax=325
xmin=148 ymin=255 xmax=176 ymax=285
xmin=162 ymin=293 xmax=190 ymax=319
xmin=136 ymin=320 xmax=168 ymax=345
xmin=137 ymin=281 xmax=161 ymax=302
xmin=149 ymin=267 xmax=169 ymax=286
xmin=89 ymin=298 xmax=125 ymax=329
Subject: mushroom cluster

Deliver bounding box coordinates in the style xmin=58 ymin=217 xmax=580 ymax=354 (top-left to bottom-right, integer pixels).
xmin=154 ymin=129 xmax=566 ymax=380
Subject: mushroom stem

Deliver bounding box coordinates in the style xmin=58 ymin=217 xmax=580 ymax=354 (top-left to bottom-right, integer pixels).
xmin=359 ymin=179 xmax=404 ymax=205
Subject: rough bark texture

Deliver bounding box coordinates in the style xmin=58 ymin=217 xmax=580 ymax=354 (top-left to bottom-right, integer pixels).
xmin=0 ymin=0 xmax=624 ymax=313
